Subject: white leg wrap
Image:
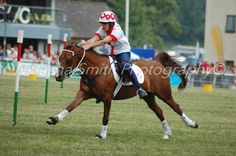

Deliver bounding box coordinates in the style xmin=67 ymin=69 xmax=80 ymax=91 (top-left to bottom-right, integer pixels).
xmin=181 ymin=113 xmax=194 ymax=126
xmin=100 ymin=125 xmax=108 ymax=139
xmin=161 ymin=120 xmax=172 ymax=139
xmin=57 ymin=110 xmax=69 ymax=121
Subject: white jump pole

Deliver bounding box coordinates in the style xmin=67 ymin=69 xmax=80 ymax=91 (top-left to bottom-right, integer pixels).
xmin=44 ymin=34 xmax=52 ymax=103
xmin=13 ymin=30 xmax=24 ymax=126
xmin=61 ymin=33 xmax=68 ymax=88
xmin=63 ymin=33 xmax=68 ymax=48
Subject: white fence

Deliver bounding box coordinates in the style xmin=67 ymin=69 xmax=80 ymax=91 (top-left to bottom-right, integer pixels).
xmin=0 ymin=60 xmax=58 ymax=77
xmin=1 ymin=60 xmax=236 ymax=89
xmin=188 ymin=73 xmax=236 ymax=89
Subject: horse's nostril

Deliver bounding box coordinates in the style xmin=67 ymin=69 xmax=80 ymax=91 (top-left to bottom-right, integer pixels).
xmin=55 ymin=76 xmax=60 ymax=81
xmin=55 ymin=74 xmax=65 ymax=82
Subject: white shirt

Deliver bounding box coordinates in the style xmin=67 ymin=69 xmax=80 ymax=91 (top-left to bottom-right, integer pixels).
xmin=95 ymin=23 xmax=131 ymax=55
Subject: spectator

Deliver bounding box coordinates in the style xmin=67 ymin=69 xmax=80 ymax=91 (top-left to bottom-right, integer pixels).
xmin=23 ymin=48 xmax=31 ymax=60
xmin=201 ymin=61 xmax=211 ymax=73
xmin=8 ymin=46 xmax=17 ymax=60
xmin=33 ymin=50 xmax=42 ymax=62
xmin=6 ymin=44 xmax=11 ymax=57
xmin=0 ymin=0 xmax=8 ymax=4
xmin=29 ymin=45 xmax=34 ymax=53
xmin=0 ymin=46 xmax=7 ymax=60
xmin=51 ymin=50 xmax=59 ymax=64
xmin=232 ymin=64 xmax=236 ymax=76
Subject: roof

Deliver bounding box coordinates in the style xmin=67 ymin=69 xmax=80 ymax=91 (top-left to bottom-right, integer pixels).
xmin=56 ymin=0 xmax=111 ymax=38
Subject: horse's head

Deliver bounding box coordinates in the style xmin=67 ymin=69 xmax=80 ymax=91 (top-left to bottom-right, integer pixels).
xmin=55 ymin=41 xmax=85 ymax=82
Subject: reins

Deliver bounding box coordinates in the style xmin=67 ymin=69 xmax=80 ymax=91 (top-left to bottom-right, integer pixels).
xmin=61 ymin=40 xmax=115 ymax=78
xmin=61 ymin=47 xmax=86 ymax=76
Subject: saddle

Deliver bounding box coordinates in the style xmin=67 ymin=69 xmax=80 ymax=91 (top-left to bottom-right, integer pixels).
xmin=108 ymin=56 xmax=144 ymax=98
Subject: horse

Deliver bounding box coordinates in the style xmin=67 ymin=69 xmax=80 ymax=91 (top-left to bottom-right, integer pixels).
xmin=47 ymin=41 xmax=198 ymax=139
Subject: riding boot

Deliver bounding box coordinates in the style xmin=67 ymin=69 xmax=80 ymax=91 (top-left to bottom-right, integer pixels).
xmin=123 ymin=65 xmax=148 ymax=99
xmin=116 ymin=52 xmax=148 ymax=99
xmin=137 ymin=88 xmax=148 ymax=98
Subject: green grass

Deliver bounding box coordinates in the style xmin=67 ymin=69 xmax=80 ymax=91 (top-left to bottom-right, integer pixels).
xmin=0 ymin=75 xmax=236 ymax=156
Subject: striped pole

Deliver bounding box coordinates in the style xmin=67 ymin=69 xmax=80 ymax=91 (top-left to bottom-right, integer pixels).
xmin=61 ymin=33 xmax=68 ymax=88
xmin=13 ymin=30 xmax=24 ymax=126
xmin=63 ymin=33 xmax=68 ymax=47
xmin=44 ymin=34 xmax=52 ymax=103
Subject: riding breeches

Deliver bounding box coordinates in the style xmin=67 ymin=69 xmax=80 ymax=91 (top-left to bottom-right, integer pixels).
xmin=114 ymin=52 xmax=141 ymax=90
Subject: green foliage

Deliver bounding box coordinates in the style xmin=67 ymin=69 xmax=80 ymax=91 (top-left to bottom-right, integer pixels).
xmin=106 ymin=0 xmax=180 ymax=50
xmin=106 ymin=0 xmax=206 ymax=49
xmin=174 ymin=0 xmax=206 ymax=46
xmin=81 ymin=0 xmax=206 ymax=49
xmin=1 ymin=75 xmax=236 ymax=155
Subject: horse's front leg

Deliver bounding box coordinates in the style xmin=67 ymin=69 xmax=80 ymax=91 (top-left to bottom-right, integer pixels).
xmin=47 ymin=90 xmax=88 ymax=125
xmin=96 ymin=98 xmax=112 ymax=139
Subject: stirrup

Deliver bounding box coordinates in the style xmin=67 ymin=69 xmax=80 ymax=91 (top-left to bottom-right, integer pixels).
xmin=137 ymin=88 xmax=147 ymax=98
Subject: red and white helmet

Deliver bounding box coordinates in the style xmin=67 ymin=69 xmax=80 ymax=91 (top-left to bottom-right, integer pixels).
xmin=98 ymin=11 xmax=116 ymax=23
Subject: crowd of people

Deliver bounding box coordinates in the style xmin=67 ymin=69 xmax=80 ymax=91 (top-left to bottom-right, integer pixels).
xmin=185 ymin=60 xmax=236 ymax=76
xmin=0 ymin=44 xmax=60 ymax=64
xmin=1 ymin=43 xmax=236 ymax=76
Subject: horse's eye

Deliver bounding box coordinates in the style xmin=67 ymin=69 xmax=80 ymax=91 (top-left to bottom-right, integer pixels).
xmin=66 ymin=53 xmax=72 ymax=59
xmin=66 ymin=59 xmax=72 ymax=66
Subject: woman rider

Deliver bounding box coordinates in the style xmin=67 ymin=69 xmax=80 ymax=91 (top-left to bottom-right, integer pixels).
xmin=82 ymin=11 xmax=147 ymax=99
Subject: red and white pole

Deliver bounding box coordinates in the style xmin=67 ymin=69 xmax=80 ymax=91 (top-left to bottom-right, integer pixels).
xmin=60 ymin=33 xmax=68 ymax=88
xmin=44 ymin=34 xmax=52 ymax=103
xmin=13 ymin=30 xmax=24 ymax=126
xmin=63 ymin=33 xmax=68 ymax=48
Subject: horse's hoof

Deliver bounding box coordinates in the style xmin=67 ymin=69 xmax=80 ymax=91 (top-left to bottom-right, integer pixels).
xmin=95 ymin=134 xmax=106 ymax=139
xmin=191 ymin=122 xmax=198 ymax=129
xmin=162 ymin=134 xmax=170 ymax=140
xmin=46 ymin=116 xmax=58 ymax=125
xmin=96 ymin=99 xmax=102 ymax=104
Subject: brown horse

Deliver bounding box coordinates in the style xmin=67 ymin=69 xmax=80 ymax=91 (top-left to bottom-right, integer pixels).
xmin=47 ymin=41 xmax=198 ymax=139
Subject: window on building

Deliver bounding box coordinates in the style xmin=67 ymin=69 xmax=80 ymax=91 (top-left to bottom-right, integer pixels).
xmin=225 ymin=15 xmax=236 ymax=33
xmin=9 ymin=0 xmax=49 ymax=7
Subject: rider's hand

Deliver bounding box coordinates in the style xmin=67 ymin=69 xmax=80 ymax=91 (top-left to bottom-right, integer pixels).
xmin=82 ymin=44 xmax=91 ymax=51
xmin=81 ymin=40 xmax=86 ymax=45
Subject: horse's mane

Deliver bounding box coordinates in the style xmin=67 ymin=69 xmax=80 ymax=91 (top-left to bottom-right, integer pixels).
xmin=86 ymin=48 xmax=108 ymax=58
xmin=70 ymin=41 xmax=109 ymax=59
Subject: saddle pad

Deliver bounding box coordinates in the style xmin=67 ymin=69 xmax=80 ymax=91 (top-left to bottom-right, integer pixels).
xmin=109 ymin=56 xmax=144 ymax=86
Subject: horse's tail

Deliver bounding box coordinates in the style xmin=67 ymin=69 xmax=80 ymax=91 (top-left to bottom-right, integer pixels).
xmin=155 ymin=52 xmax=187 ymax=90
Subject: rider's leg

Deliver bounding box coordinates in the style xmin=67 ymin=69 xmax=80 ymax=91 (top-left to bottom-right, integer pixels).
xmin=116 ymin=52 xmax=147 ymax=98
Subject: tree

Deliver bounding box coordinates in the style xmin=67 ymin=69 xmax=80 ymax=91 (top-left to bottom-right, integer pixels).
xmin=174 ymin=0 xmax=206 ymax=46
xmin=91 ymin=0 xmax=205 ymax=49
xmin=106 ymin=0 xmax=180 ymax=50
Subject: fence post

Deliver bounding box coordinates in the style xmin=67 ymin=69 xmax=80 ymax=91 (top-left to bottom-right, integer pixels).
xmin=44 ymin=34 xmax=52 ymax=103
xmin=13 ymin=30 xmax=24 ymax=126
xmin=61 ymin=33 xmax=68 ymax=88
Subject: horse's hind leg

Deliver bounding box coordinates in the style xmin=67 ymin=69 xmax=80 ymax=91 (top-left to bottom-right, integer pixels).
xmin=159 ymin=93 xmax=198 ymax=129
xmin=144 ymin=94 xmax=172 ymax=139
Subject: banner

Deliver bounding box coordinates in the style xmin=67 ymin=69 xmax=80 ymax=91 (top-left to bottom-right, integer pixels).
xmin=0 ymin=60 xmax=58 ymax=77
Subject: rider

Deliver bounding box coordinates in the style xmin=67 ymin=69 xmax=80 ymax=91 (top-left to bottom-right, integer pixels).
xmin=82 ymin=11 xmax=147 ymax=99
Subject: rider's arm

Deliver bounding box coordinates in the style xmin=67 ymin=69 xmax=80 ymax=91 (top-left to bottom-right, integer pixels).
xmin=85 ymin=35 xmax=100 ymax=45
xmin=83 ymin=36 xmax=112 ymax=50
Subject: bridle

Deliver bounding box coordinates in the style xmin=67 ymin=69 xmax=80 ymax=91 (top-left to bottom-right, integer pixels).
xmin=59 ymin=42 xmax=86 ymax=77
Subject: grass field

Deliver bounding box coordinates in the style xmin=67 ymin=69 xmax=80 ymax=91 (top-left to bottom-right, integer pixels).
xmin=0 ymin=75 xmax=236 ymax=156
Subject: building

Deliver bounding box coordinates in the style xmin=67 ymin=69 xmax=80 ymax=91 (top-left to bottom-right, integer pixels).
xmin=204 ymin=0 xmax=236 ymax=65
xmin=56 ymin=0 xmax=110 ymax=40
xmin=0 ymin=0 xmax=71 ymax=55
xmin=0 ymin=0 xmax=110 ymax=56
